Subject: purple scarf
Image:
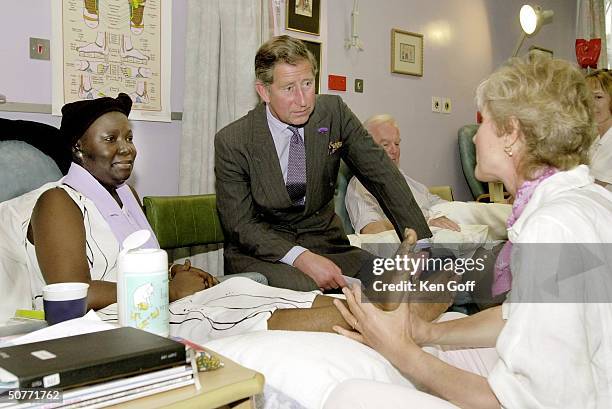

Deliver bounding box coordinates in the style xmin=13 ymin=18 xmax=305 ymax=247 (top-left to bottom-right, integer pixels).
xmin=491 ymin=167 xmax=557 ymax=296
xmin=62 ymin=163 xmax=160 ymax=249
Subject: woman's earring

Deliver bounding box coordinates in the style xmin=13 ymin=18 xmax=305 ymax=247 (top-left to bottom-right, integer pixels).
xmin=73 ymin=146 xmax=84 ymax=159
xmin=503 ymin=146 xmax=513 ymax=157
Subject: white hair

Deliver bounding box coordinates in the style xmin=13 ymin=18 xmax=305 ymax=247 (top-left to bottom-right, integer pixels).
xmin=363 ymin=114 xmax=399 ymax=132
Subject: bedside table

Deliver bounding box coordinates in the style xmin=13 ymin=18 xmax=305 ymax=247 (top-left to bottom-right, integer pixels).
xmin=115 ymin=349 xmax=264 ymax=409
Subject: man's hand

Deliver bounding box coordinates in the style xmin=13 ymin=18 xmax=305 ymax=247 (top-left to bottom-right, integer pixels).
xmin=293 ymin=251 xmax=347 ymax=290
xmin=428 ymin=216 xmax=460 ymax=232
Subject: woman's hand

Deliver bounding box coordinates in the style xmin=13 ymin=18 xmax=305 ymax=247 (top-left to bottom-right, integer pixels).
xmin=332 ymin=285 xmax=423 ymax=363
xmin=169 ymin=260 xmax=219 ymax=301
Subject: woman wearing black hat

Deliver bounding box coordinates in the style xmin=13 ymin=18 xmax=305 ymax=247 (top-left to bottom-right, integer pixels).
xmin=1 ymin=93 xmax=217 ymax=313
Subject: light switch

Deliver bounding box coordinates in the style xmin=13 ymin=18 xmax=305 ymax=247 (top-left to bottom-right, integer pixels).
xmin=355 ymin=79 xmax=364 ymax=93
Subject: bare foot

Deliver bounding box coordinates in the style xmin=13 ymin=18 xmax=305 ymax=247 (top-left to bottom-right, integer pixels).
xmin=373 ymin=228 xmax=420 ymax=311
xmin=374 ymin=228 xmax=458 ymax=321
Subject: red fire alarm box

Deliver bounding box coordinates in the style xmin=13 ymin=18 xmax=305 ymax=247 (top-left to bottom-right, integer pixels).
xmin=328 ymin=75 xmax=347 ymax=91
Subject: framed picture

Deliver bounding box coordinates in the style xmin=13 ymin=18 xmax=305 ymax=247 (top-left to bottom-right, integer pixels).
xmin=286 ymin=0 xmax=320 ymax=35
xmin=301 ymin=39 xmax=322 ymax=94
xmin=391 ymin=29 xmax=423 ymax=77
xmin=529 ymin=45 xmax=553 ymax=58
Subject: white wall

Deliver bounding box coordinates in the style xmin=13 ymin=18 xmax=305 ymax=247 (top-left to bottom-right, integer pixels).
xmin=1 ymin=0 xmax=576 ymax=200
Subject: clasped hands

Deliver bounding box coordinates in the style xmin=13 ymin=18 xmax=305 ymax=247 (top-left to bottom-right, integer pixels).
xmin=169 ymin=259 xmax=219 ymax=301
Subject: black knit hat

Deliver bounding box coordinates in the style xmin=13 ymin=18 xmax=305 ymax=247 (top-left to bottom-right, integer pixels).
xmin=60 ymin=93 xmax=133 ymax=145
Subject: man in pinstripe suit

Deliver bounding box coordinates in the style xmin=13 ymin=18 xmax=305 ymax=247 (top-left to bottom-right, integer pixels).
xmin=215 ymin=36 xmax=430 ymax=291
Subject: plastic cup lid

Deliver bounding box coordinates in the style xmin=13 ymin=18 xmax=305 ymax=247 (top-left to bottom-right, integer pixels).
xmin=122 ymin=230 xmax=152 ymax=252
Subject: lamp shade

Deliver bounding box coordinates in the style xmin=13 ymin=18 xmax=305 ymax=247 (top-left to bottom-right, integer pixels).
xmin=519 ymin=4 xmax=554 ymax=36
xmin=519 ymin=5 xmax=539 ymax=35
xmin=513 ymin=4 xmax=554 ymax=57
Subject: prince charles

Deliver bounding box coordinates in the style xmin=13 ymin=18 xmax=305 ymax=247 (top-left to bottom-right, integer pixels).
xmin=215 ymin=36 xmax=430 ymax=291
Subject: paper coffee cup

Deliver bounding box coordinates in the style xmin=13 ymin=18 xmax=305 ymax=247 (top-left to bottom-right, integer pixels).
xmin=43 ymin=282 xmax=89 ymax=325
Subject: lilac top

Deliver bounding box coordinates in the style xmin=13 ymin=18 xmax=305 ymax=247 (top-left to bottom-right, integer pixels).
xmin=62 ymin=163 xmax=160 ymax=249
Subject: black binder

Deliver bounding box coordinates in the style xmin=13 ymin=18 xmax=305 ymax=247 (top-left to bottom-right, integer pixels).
xmin=0 ymin=327 xmax=186 ymax=390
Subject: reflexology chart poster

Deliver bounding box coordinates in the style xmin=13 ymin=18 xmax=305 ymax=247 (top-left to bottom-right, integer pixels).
xmin=52 ymin=0 xmax=172 ymax=122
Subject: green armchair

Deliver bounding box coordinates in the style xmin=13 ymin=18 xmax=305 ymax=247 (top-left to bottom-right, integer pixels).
xmin=142 ymin=194 xmax=267 ymax=284
xmin=458 ymin=124 xmax=508 ymax=203
xmin=458 ymin=124 xmax=488 ymax=200
xmin=334 ymin=161 xmax=355 ymax=234
xmin=143 ymin=194 xmax=224 ymax=250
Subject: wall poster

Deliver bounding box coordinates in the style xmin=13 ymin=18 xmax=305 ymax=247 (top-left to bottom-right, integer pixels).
xmin=52 ymin=0 xmax=172 ymax=121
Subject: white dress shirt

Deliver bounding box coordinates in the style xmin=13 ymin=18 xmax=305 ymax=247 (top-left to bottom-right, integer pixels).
xmin=589 ymin=126 xmax=612 ymax=192
xmin=345 ymin=168 xmax=446 ymax=233
xmin=488 ymin=165 xmax=612 ymax=408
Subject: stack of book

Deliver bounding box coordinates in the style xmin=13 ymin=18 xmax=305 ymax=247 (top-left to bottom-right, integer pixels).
xmin=0 ymin=327 xmax=196 ymax=408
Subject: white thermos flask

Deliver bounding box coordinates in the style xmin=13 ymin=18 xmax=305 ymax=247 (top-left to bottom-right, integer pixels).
xmin=117 ymin=230 xmax=170 ymax=337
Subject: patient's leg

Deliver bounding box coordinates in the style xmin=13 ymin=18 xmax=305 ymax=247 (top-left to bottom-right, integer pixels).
xmin=268 ymin=295 xmax=352 ymax=332
xmin=268 ymin=229 xmax=459 ymax=332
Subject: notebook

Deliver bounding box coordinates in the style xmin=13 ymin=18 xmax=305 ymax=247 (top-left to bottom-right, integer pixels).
xmin=0 ymin=327 xmax=186 ymax=390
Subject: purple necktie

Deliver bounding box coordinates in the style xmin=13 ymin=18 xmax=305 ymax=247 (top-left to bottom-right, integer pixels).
xmin=286 ymin=126 xmax=306 ymax=206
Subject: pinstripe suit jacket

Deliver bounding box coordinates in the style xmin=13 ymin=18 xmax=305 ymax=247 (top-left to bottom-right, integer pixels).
xmin=215 ymin=94 xmax=431 ymax=273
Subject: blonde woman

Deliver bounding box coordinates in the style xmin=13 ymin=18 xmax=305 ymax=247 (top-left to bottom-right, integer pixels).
xmin=329 ymin=55 xmax=612 ymax=408
xmin=586 ymin=69 xmax=612 ymax=191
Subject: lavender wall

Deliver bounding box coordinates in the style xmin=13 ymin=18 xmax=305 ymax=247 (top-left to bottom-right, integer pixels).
xmin=0 ymin=0 xmax=188 ymax=197
xmin=322 ymin=0 xmax=576 ymax=200
xmin=1 ymin=0 xmax=576 ymax=199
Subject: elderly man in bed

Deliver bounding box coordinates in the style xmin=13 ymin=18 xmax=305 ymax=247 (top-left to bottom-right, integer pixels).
xmin=345 ymin=114 xmax=511 ymax=242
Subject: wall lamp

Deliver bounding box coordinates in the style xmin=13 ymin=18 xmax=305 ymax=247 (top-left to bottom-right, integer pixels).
xmin=345 ymin=0 xmax=364 ymax=51
xmin=512 ymin=4 xmax=554 ymax=57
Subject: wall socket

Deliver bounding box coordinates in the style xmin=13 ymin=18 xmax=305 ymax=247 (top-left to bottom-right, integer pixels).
xmin=442 ymin=97 xmax=452 ymax=114
xmin=30 ymin=37 xmax=50 ymax=60
xmin=431 ymin=96 xmax=441 ymax=113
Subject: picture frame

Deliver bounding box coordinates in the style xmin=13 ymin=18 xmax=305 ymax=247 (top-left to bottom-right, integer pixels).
xmin=391 ymin=29 xmax=423 ymax=77
xmin=286 ymin=0 xmax=320 ymax=36
xmin=301 ymin=38 xmax=322 ymax=94
xmin=529 ymin=45 xmax=553 ymax=58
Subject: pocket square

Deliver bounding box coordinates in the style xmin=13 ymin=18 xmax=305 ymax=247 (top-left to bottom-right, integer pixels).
xmin=328 ymin=141 xmax=343 ymax=155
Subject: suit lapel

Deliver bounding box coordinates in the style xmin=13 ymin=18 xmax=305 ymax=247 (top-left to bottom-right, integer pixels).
xmin=250 ymin=104 xmax=293 ymax=206
xmin=304 ymin=101 xmax=331 ymax=213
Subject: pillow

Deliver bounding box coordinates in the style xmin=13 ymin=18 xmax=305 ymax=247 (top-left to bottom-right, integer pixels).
xmin=204 ymin=330 xmax=411 ymax=409
xmin=348 ymin=226 xmax=492 ymax=259
xmin=431 ymin=201 xmax=511 ymax=241
xmin=347 ymin=230 xmax=400 ymax=259
xmin=430 ymin=224 xmax=490 ymax=258
xmin=0 ymin=141 xmax=62 ymax=203
xmin=0 ymin=254 xmax=32 ymax=321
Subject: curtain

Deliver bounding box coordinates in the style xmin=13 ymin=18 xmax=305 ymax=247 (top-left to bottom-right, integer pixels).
xmin=576 ymin=0 xmax=608 ymax=69
xmin=175 ymin=0 xmax=273 ymax=276
xmin=606 ymin=0 xmax=612 ymax=68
